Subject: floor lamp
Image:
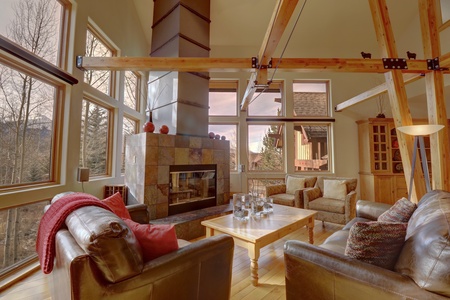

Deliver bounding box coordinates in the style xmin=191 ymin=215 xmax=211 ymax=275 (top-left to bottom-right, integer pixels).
xmin=396 ymin=124 xmax=444 ymax=201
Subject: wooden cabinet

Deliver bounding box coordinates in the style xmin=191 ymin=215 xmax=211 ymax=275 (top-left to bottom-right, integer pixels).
xmin=357 ymin=118 xmax=429 ymax=205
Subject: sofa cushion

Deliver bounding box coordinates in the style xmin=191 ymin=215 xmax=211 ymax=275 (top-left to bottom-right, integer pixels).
xmin=395 ymin=190 xmax=450 ymax=297
xmin=309 ymin=198 xmax=345 ymax=214
xmin=345 ymin=221 xmax=408 ymax=270
xmin=65 ymin=206 xmax=143 ymax=283
xmin=124 ymin=219 xmax=179 ymax=262
xmin=102 ymin=192 xmax=131 ymax=220
xmin=323 ymin=179 xmax=347 ymax=200
xmin=378 ymin=197 xmax=416 ymax=223
xmin=271 ymin=193 xmax=295 ymax=207
xmin=286 ymin=176 xmax=305 ymax=195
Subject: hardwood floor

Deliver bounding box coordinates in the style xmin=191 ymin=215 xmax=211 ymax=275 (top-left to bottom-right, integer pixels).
xmin=0 ymin=220 xmax=341 ymax=300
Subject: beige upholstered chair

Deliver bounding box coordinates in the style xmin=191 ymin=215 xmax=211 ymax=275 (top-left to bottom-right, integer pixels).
xmin=303 ymin=176 xmax=357 ymax=225
xmin=265 ymin=175 xmax=317 ymax=208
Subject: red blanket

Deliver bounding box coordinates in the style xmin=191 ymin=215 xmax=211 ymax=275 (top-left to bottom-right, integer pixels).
xmin=36 ymin=193 xmax=112 ymax=274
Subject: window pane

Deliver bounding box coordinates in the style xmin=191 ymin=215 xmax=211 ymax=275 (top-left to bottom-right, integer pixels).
xmin=80 ymin=99 xmax=110 ymax=176
xmin=248 ymin=82 xmax=282 ymax=116
xmin=84 ymin=29 xmax=112 ymax=95
xmin=248 ymin=178 xmax=284 ymax=197
xmin=0 ymin=0 xmax=63 ymax=66
xmin=441 ymin=0 xmax=450 ymax=24
xmin=208 ymin=124 xmax=237 ymax=171
xmin=122 ymin=117 xmax=136 ymax=173
xmin=293 ymin=81 xmax=329 ymax=117
xmin=248 ymin=124 xmax=283 ymax=171
xmin=124 ymin=71 xmax=139 ymax=110
xmin=0 ymin=200 xmax=48 ymax=276
xmin=209 ymin=80 xmax=237 ymax=116
xmin=294 ymin=124 xmax=329 ymax=171
xmin=0 ymin=63 xmax=55 ymax=186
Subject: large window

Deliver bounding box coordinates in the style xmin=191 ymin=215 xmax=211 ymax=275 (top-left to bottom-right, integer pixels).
xmin=122 ymin=116 xmax=137 ymax=173
xmin=292 ymin=81 xmax=332 ymax=172
xmin=79 ymin=99 xmax=111 ymax=176
xmin=208 ymin=80 xmax=238 ymax=171
xmin=208 ymin=124 xmax=237 ymax=171
xmin=84 ymin=26 xmax=115 ymax=96
xmin=248 ymin=81 xmax=283 ymax=116
xmin=248 ymin=124 xmax=284 ymax=171
xmin=0 ymin=0 xmax=70 ymax=277
xmin=124 ymin=71 xmax=140 ymax=110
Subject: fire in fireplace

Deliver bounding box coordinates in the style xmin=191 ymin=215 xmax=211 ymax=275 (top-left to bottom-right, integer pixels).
xmin=168 ymin=164 xmax=217 ymax=215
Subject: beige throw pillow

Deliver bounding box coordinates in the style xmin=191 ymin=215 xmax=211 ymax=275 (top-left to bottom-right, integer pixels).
xmin=323 ymin=179 xmax=347 ymax=200
xmin=286 ymin=176 xmax=305 ymax=195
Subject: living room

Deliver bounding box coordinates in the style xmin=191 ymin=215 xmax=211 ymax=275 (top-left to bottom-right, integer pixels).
xmin=0 ymin=0 xmax=450 ymax=299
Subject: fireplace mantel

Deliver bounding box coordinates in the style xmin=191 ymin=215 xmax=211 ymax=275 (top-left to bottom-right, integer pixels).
xmin=125 ymin=133 xmax=230 ymax=219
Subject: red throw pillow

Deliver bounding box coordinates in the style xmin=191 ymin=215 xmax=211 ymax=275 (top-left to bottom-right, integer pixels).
xmin=124 ymin=219 xmax=179 ymax=261
xmin=102 ymin=192 xmax=131 ymax=220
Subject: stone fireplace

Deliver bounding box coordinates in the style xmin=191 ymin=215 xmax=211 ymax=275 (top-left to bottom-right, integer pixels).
xmin=125 ymin=133 xmax=230 ymax=220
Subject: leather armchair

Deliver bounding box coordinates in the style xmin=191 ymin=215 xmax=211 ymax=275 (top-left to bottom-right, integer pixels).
xmin=265 ymin=175 xmax=317 ymax=208
xmin=303 ymin=176 xmax=357 ymax=225
xmin=49 ymin=204 xmax=234 ymax=300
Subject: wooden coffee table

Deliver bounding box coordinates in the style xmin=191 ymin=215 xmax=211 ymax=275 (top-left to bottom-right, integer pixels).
xmin=201 ymin=204 xmax=317 ymax=286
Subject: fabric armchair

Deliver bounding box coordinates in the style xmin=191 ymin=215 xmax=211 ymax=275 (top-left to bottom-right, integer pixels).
xmin=304 ymin=177 xmax=357 ymax=225
xmin=265 ymin=175 xmax=317 ymax=208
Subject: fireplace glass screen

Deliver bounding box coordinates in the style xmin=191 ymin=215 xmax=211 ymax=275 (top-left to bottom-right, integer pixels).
xmin=168 ymin=164 xmax=216 ymax=215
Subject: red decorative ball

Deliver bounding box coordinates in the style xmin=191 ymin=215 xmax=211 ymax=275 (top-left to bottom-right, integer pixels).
xmin=159 ymin=125 xmax=169 ymax=134
xmin=143 ymin=122 xmax=155 ymax=133
xmin=209 ymin=132 xmax=215 ymax=139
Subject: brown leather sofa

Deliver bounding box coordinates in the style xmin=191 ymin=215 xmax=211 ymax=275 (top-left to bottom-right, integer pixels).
xmin=48 ymin=202 xmax=234 ymax=300
xmin=284 ymin=190 xmax=450 ymax=300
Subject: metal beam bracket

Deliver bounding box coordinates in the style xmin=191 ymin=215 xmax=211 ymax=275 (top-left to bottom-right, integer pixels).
xmin=427 ymin=57 xmax=444 ymax=70
xmin=382 ymin=58 xmax=408 ymax=70
xmin=251 ymin=57 xmax=272 ymax=69
xmin=76 ymin=56 xmax=86 ymax=71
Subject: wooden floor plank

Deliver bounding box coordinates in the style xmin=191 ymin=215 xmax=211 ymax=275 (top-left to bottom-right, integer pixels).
xmin=0 ymin=220 xmax=340 ymax=300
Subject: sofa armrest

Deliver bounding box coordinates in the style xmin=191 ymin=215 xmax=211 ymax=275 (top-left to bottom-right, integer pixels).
xmin=344 ymin=190 xmax=358 ymax=223
xmin=284 ymin=240 xmax=437 ymax=300
xmin=138 ymin=234 xmax=234 ymax=300
xmin=294 ymin=188 xmax=306 ymax=208
xmin=126 ymin=203 xmax=149 ymax=224
xmin=266 ymin=184 xmax=286 ymax=197
xmin=303 ymin=187 xmax=321 ymax=208
xmin=356 ymin=200 xmax=391 ymax=220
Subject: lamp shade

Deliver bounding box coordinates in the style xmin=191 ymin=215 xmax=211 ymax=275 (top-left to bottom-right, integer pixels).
xmin=396 ymin=124 xmax=444 ymax=136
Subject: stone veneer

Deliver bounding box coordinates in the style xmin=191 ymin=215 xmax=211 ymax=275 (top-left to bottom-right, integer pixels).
xmin=125 ymin=132 xmax=230 ymax=220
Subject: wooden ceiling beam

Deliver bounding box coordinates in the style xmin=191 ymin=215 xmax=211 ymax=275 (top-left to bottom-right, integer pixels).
xmin=241 ymin=0 xmax=299 ymax=111
xmin=335 ymin=73 xmax=422 ymax=112
xmin=369 ymin=0 xmax=425 ymax=203
xmin=77 ymin=56 xmax=434 ymax=73
xmin=419 ymin=0 xmax=450 ymax=191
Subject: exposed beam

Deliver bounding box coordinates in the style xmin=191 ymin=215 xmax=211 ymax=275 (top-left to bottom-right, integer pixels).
xmin=241 ymin=0 xmax=300 ymax=110
xmin=369 ymin=0 xmax=425 ymax=203
xmin=335 ymin=73 xmax=423 ymax=111
xmin=419 ymin=0 xmax=450 ymax=191
xmin=77 ymin=56 xmax=435 ymax=73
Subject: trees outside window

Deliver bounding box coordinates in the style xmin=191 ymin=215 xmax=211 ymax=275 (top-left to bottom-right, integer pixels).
xmin=122 ymin=116 xmax=137 ymax=173
xmin=84 ymin=27 xmax=114 ymax=96
xmin=248 ymin=124 xmax=283 ymax=172
xmin=124 ymin=71 xmax=140 ymax=110
xmin=79 ymin=99 xmax=111 ymax=176
xmin=0 ymin=0 xmax=67 ymax=276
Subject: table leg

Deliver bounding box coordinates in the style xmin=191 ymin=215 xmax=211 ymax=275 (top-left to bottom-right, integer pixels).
xmin=307 ymin=216 xmax=314 ymax=244
xmin=247 ymin=244 xmax=260 ymax=286
xmin=205 ymin=227 xmax=214 ymax=238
